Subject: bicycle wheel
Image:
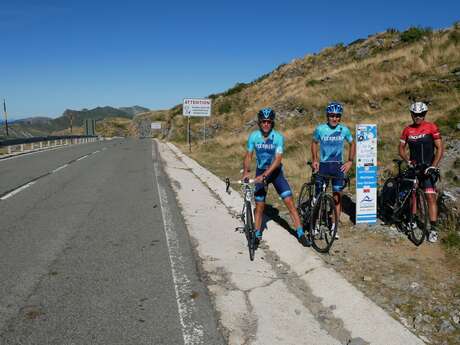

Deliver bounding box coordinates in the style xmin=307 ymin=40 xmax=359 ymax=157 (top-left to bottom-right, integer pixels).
xmin=310 ymin=194 xmax=337 ymax=253
xmin=408 ymin=188 xmax=428 ymax=246
xmin=297 ymin=183 xmax=313 ymax=228
xmin=245 ymin=201 xmax=256 ymax=261
xmin=379 ymin=177 xmax=398 ymax=223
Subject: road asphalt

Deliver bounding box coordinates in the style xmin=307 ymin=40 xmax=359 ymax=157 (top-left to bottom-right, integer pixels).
xmin=0 ymin=138 xmax=223 ymax=345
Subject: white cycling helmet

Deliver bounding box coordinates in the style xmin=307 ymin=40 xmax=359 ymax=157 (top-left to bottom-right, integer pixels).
xmin=409 ymin=102 xmax=428 ymax=114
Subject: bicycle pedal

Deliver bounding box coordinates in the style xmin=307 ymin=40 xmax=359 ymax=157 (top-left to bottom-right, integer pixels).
xmin=235 ymin=227 xmax=245 ymax=233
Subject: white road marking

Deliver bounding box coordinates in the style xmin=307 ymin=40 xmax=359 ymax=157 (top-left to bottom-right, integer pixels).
xmin=152 ymin=141 xmax=204 ymax=345
xmin=101 ymin=147 xmax=107 ymax=151
xmin=52 ymin=164 xmax=69 ymax=173
xmin=77 ymin=155 xmax=89 ymax=161
xmin=0 ymin=181 xmax=36 ymax=200
xmin=92 ymin=150 xmax=101 ymax=154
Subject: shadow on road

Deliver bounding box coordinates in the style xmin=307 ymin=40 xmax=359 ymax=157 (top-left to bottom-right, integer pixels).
xmin=261 ymin=204 xmax=310 ymax=247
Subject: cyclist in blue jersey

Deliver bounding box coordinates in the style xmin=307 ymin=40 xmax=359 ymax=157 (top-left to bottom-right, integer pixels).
xmin=242 ymin=108 xmax=310 ymax=245
xmin=311 ymin=102 xmax=355 ymax=238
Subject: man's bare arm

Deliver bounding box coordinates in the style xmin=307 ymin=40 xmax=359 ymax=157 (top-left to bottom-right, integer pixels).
xmin=432 ymin=138 xmax=443 ymax=167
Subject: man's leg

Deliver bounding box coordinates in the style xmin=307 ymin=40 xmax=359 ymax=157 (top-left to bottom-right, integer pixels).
xmin=283 ymin=196 xmax=302 ymax=229
xmin=423 ymin=177 xmax=439 ymax=243
xmin=425 ymin=191 xmax=439 ymax=243
xmin=254 ymin=201 xmax=265 ymax=238
xmin=253 ymin=170 xmax=267 ymax=239
xmin=272 ymin=170 xmax=309 ymax=243
xmin=333 ymin=191 xmax=342 ymax=219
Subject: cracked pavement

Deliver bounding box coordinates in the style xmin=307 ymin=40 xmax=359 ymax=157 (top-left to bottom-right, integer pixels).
xmin=157 ymin=140 xmax=426 ymax=345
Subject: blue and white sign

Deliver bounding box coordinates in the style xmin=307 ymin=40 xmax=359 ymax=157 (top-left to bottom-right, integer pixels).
xmin=356 ymin=124 xmax=378 ymax=224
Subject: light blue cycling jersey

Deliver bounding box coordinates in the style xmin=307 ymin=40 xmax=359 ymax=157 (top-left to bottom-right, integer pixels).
xmin=247 ymin=129 xmax=284 ymax=170
xmin=313 ymin=123 xmax=353 ymax=162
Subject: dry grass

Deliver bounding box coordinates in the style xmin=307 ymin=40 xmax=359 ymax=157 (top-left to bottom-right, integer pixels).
xmin=159 ymin=26 xmax=460 ymax=216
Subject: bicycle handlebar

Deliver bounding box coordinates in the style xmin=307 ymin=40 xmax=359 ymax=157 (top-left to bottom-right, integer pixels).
xmin=225 ymin=177 xmax=256 ymax=194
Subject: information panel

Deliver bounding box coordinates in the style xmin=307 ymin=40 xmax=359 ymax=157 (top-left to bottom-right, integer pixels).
xmin=151 ymin=122 xmax=162 ymax=130
xmin=183 ymin=98 xmax=212 ymax=117
xmin=356 ymin=124 xmax=378 ymax=224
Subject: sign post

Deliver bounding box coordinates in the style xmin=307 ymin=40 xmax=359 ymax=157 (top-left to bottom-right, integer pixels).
xmin=355 ymin=124 xmax=378 ymax=224
xmin=151 ymin=122 xmax=162 ymax=137
xmin=183 ymin=98 xmax=212 ymax=152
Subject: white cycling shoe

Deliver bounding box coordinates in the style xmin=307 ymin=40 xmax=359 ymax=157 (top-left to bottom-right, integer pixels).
xmin=428 ymin=231 xmax=438 ymax=243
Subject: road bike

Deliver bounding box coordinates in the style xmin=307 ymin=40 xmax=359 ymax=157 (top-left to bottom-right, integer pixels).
xmin=297 ymin=162 xmax=348 ymax=253
xmin=226 ymin=178 xmax=258 ymax=261
xmin=379 ymin=159 xmax=433 ymax=246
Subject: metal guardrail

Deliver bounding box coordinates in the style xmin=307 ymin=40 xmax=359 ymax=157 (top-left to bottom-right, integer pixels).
xmin=0 ymin=135 xmax=96 ymax=147
xmin=0 ymin=135 xmax=99 ymax=156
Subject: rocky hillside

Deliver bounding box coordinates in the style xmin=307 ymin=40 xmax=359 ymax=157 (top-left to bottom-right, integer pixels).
xmin=137 ymin=23 xmax=460 ymax=202
xmin=0 ymin=105 xmax=150 ymax=139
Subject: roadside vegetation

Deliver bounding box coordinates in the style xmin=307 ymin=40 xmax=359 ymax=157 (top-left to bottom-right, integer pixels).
xmin=145 ymin=23 xmax=460 ymax=240
xmin=137 ymin=23 xmax=460 ymax=344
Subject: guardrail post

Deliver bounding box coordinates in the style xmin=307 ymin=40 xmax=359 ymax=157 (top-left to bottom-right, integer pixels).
xmin=40 ymin=142 xmax=43 ymax=149
xmin=8 ymin=146 xmax=11 ymax=154
xmin=20 ymin=144 xmax=24 ymax=152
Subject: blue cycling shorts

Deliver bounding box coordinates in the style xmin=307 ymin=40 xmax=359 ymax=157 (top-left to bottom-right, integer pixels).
xmin=254 ymin=166 xmax=293 ymax=202
xmin=315 ymin=162 xmax=345 ymax=196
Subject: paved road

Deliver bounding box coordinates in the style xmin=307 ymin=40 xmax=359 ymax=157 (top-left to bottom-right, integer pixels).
xmin=0 ymin=139 xmax=223 ymax=345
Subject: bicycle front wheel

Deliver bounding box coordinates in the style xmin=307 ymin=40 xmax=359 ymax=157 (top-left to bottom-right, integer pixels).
xmin=409 ymin=188 xmax=428 ymax=246
xmin=310 ymin=194 xmax=337 ymax=253
xmin=245 ymin=201 xmax=256 ymax=261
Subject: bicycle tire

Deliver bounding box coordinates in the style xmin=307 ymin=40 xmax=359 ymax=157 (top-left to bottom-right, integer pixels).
xmin=310 ymin=194 xmax=337 ymax=253
xmin=297 ymin=183 xmax=313 ymax=228
xmin=245 ymin=201 xmax=256 ymax=261
xmin=408 ymin=188 xmax=428 ymax=246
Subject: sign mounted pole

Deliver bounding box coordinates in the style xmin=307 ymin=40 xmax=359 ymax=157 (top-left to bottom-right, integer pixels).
xmin=355 ymin=124 xmax=378 ymax=224
xmin=3 ymin=99 xmax=9 ymax=137
xmin=183 ymin=98 xmax=212 ymax=152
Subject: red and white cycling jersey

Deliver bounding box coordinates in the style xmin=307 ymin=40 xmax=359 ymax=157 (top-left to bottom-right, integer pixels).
xmin=400 ymin=121 xmax=441 ymax=165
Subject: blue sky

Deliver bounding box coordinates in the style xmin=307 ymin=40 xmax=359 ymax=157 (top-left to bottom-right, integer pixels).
xmin=1 ymin=0 xmax=459 ymax=119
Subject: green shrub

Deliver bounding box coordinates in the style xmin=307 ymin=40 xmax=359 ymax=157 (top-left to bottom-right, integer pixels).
xmin=400 ymin=26 xmax=432 ymax=43
xmin=252 ymin=72 xmax=270 ymax=84
xmin=348 ymin=38 xmax=366 ymax=46
xmin=386 ymin=28 xmax=399 ymax=34
xmin=448 ymin=30 xmax=460 ymax=45
xmin=453 ymin=158 xmax=460 ymax=169
xmin=218 ymin=101 xmax=232 ymax=114
xmin=305 ymin=79 xmax=321 ymax=87
xmin=223 ymin=82 xmax=247 ymax=97
xmin=435 ymin=106 xmax=460 ymax=131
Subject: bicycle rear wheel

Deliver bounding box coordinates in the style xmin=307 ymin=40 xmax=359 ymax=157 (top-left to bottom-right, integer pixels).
xmin=245 ymin=201 xmax=256 ymax=261
xmin=310 ymin=194 xmax=337 ymax=253
xmin=297 ymin=183 xmax=313 ymax=229
xmin=408 ymin=188 xmax=428 ymax=246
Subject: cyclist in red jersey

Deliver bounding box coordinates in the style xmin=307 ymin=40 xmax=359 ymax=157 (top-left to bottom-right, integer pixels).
xmin=399 ymin=102 xmax=444 ymax=243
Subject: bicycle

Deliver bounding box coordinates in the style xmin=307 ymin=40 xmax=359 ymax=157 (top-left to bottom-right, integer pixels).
xmin=378 ymin=159 xmax=432 ymax=246
xmin=297 ymin=162 xmax=348 ymax=253
xmin=225 ymin=177 xmax=258 ymax=261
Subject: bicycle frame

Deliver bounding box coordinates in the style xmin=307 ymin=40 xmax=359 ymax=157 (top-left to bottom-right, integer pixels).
xmin=225 ymin=177 xmax=257 ymax=260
